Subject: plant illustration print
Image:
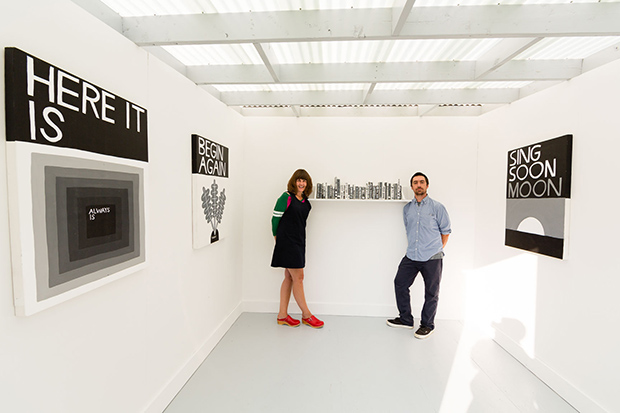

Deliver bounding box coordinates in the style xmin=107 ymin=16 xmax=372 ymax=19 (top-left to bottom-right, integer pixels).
xmin=201 ymin=179 xmax=226 ymax=242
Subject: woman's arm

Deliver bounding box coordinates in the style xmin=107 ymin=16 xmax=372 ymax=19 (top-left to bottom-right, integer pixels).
xmin=271 ymin=192 xmax=291 ymax=236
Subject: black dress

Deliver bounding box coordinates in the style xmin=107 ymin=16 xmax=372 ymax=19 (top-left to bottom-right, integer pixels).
xmin=271 ymin=194 xmax=312 ymax=269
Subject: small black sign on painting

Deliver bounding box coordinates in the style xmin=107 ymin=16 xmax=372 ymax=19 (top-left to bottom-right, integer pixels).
xmin=505 ymin=135 xmax=573 ymax=259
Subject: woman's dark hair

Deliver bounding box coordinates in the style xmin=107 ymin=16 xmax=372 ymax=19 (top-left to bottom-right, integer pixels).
xmin=410 ymin=172 xmax=429 ymax=186
xmin=287 ymin=169 xmax=313 ymax=197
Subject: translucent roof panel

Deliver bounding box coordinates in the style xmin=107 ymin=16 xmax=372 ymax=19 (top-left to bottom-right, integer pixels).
xmin=269 ymin=41 xmax=394 ymax=64
xmin=375 ymin=81 xmax=532 ymax=90
xmin=100 ymin=0 xmax=217 ymax=16
xmin=213 ymin=83 xmax=368 ymax=92
xmin=514 ymin=37 xmax=620 ymax=60
xmin=414 ymin=0 xmax=613 ymax=6
xmin=162 ymin=44 xmax=263 ymax=65
xmin=268 ymin=38 xmax=502 ymax=64
xmin=385 ymin=39 xmax=502 ymax=62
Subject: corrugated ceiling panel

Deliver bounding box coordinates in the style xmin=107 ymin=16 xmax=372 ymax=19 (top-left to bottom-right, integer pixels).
xmin=163 ymin=44 xmax=263 ymax=65
xmin=375 ymin=81 xmax=531 ymax=90
xmin=515 ymin=37 xmax=620 ymax=59
xmin=213 ymin=83 xmax=368 ymax=92
xmin=269 ymin=38 xmax=502 ymax=64
xmin=386 ymin=39 xmax=502 ymax=62
xmin=270 ymin=41 xmax=393 ymax=64
xmin=414 ymin=0 xmax=608 ymax=5
xmin=164 ymin=38 xmax=509 ymax=66
xmin=101 ymin=0 xmax=216 ymax=16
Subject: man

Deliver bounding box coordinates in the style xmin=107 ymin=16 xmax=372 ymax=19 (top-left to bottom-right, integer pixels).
xmin=387 ymin=172 xmax=451 ymax=339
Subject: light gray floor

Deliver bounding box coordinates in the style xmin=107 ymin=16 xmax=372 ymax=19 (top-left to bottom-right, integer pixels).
xmin=164 ymin=313 xmax=578 ymax=413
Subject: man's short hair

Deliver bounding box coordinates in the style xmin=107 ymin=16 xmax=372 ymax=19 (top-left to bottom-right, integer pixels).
xmin=410 ymin=172 xmax=429 ymax=186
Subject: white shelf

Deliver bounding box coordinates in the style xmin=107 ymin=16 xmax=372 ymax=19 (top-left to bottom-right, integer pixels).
xmin=311 ymin=198 xmax=409 ymax=203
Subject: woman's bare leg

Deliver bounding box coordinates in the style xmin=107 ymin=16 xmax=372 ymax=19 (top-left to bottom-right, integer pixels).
xmin=278 ymin=269 xmax=293 ymax=319
xmin=287 ymin=268 xmax=312 ymax=319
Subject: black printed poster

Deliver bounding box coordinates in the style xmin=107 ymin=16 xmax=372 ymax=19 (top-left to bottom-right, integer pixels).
xmin=505 ymin=135 xmax=573 ymax=259
xmin=4 ymin=47 xmax=147 ymax=316
xmin=5 ymin=47 xmax=148 ymax=161
xmin=191 ymin=134 xmax=229 ymax=248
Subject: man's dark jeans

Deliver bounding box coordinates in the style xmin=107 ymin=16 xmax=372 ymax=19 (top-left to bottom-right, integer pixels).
xmin=394 ymin=256 xmax=443 ymax=329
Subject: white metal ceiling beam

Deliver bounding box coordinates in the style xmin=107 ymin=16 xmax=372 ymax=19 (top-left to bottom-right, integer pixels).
xmin=392 ymin=0 xmax=416 ymax=36
xmin=290 ymin=105 xmax=301 ymax=117
xmin=379 ymin=0 xmax=416 ymax=103
xmin=485 ymin=60 xmax=583 ymax=81
xmin=582 ymin=41 xmax=620 ymax=72
xmin=400 ymin=4 xmax=620 ymax=38
xmin=122 ymin=8 xmax=387 ymax=45
xmin=518 ymin=80 xmax=564 ymax=100
xmin=362 ymin=84 xmax=376 ymax=104
xmin=188 ymin=64 xmax=273 ymax=84
xmin=187 ymin=60 xmax=583 ymax=84
xmin=475 ymin=38 xmax=543 ymax=79
xmin=253 ymin=43 xmax=280 ymax=82
xmin=70 ymin=0 xmax=122 ymax=33
xmin=220 ymin=88 xmax=519 ymax=106
xmin=121 ymin=4 xmax=620 ymax=46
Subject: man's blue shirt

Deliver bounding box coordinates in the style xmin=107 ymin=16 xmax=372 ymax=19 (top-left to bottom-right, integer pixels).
xmin=403 ymin=195 xmax=451 ymax=261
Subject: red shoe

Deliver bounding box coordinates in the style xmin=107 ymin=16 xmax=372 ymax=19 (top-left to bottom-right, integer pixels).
xmin=277 ymin=315 xmax=300 ymax=327
xmin=302 ymin=315 xmax=324 ymax=329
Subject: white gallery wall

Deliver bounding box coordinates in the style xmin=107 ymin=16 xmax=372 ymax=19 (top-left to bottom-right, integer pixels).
xmin=241 ymin=117 xmax=478 ymax=320
xmin=0 ymin=1 xmax=245 ymax=412
xmin=474 ymin=58 xmax=620 ymax=413
xmin=2 ymin=0 xmax=620 ymax=412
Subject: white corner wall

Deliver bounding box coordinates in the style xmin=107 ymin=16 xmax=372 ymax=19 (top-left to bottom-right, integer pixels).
xmin=0 ymin=1 xmax=245 ymax=412
xmin=2 ymin=1 xmax=619 ymax=412
xmin=241 ymin=117 xmax=478 ymax=320
xmin=474 ymin=59 xmax=620 ymax=413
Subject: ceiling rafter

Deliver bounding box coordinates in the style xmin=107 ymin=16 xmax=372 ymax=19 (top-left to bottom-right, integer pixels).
xmin=120 ymin=4 xmax=620 ymax=46
xmin=253 ymin=43 xmax=279 ymax=82
xmin=219 ymin=88 xmax=519 ymax=106
xmin=475 ymin=38 xmax=544 ymax=80
xmin=392 ymin=0 xmax=416 ymax=36
xmin=186 ymin=60 xmax=583 ymax=85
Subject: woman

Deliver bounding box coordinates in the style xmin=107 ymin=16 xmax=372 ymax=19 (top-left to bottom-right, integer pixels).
xmin=271 ymin=169 xmax=324 ymax=329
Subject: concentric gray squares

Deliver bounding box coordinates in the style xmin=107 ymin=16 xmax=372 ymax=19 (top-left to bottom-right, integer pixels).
xmin=31 ymin=153 xmax=145 ymax=301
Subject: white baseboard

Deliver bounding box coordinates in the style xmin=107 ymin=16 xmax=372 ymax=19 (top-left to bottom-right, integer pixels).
xmin=493 ymin=328 xmax=608 ymax=413
xmin=242 ymin=300 xmax=395 ymax=318
xmin=144 ymin=303 xmax=243 ymax=413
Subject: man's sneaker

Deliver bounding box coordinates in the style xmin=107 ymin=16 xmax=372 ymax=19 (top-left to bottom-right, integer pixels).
xmin=386 ymin=317 xmax=414 ymax=329
xmin=414 ymin=326 xmax=434 ymax=339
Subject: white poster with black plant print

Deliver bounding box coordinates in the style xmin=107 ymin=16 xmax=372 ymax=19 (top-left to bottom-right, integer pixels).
xmin=192 ymin=134 xmax=229 ymax=248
